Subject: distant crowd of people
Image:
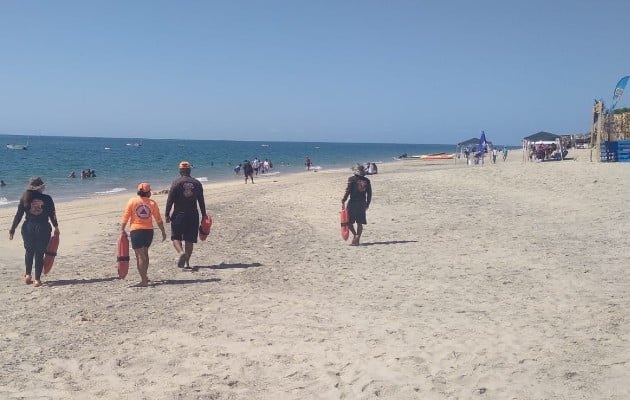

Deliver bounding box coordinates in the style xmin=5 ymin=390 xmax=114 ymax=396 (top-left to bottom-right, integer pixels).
xmin=233 ymin=157 xmax=275 ymax=183
xmin=462 ymin=146 xmax=509 ymax=165
xmin=528 ymin=143 xmax=567 ymax=161
xmin=68 ymin=169 xmax=97 ymax=179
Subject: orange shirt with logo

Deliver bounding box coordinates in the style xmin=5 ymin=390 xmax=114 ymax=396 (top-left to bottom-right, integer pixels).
xmin=121 ymin=197 xmax=163 ymax=231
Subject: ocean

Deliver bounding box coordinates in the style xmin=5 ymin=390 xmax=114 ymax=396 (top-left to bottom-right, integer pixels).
xmin=0 ymin=134 xmax=455 ymax=207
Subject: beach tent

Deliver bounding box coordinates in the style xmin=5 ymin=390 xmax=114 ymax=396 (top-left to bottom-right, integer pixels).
xmin=457 ymin=137 xmax=481 ymax=147
xmin=522 ymin=131 xmax=564 ymax=161
xmin=523 ymin=131 xmax=560 ymax=142
xmin=455 ymin=136 xmax=493 ymax=163
xmin=455 ymin=131 xmax=492 ymax=164
xmin=457 ymin=137 xmax=493 ymax=149
xmin=455 ymin=138 xmax=478 ymax=164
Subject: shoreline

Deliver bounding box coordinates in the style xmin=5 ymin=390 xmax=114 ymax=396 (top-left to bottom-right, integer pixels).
xmin=0 ymin=137 xmax=460 ymax=208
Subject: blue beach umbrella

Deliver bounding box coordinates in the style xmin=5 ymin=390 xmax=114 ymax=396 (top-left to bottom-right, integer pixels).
xmin=478 ymin=131 xmax=488 ymax=153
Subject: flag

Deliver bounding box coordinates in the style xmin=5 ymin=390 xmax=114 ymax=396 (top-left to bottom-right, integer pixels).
xmin=610 ymin=76 xmax=629 ymax=112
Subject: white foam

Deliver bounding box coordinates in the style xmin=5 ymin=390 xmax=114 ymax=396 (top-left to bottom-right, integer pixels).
xmin=0 ymin=197 xmax=18 ymax=207
xmin=95 ymin=187 xmax=127 ymax=195
xmin=259 ymin=171 xmax=280 ymax=177
xmin=196 ymin=176 xmax=208 ymax=182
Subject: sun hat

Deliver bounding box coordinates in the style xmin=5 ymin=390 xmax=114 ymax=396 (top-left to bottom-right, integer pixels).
xmin=137 ymin=182 xmax=151 ymax=192
xmin=27 ymin=177 xmax=45 ymax=191
xmin=179 ymin=161 xmax=192 ymax=169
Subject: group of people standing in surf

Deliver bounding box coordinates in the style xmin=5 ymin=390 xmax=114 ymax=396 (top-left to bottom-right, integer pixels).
xmin=234 ymin=157 xmax=275 ymax=184
xmin=7 ymin=159 xmax=373 ymax=287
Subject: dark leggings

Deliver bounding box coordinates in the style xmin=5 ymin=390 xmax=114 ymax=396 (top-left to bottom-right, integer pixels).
xmin=21 ymin=222 xmax=51 ymax=280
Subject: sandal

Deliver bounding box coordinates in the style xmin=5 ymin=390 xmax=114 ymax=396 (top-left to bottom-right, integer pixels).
xmin=22 ymin=274 xmax=32 ymax=284
xmin=32 ymin=280 xmax=42 ymax=288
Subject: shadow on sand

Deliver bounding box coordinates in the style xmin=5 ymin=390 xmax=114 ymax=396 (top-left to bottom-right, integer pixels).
xmin=149 ymin=278 xmax=221 ymax=286
xmin=359 ymin=240 xmax=418 ymax=247
xmin=47 ymin=277 xmax=120 ymax=286
xmin=184 ymin=262 xmax=263 ymax=272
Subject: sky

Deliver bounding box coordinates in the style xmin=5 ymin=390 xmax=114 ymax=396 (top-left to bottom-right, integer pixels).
xmin=1 ymin=0 xmax=629 ymax=145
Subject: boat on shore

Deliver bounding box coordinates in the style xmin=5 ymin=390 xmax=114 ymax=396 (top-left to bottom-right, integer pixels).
xmin=419 ymin=153 xmax=455 ymax=160
xmin=399 ymin=152 xmax=455 ymax=160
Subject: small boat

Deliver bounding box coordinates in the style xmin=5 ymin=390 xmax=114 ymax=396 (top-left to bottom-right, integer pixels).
xmin=398 ymin=154 xmax=424 ymax=160
xmin=401 ymin=152 xmax=455 ymax=160
xmin=261 ymin=144 xmax=270 ymax=147
xmin=419 ymin=153 xmax=456 ymax=160
xmin=6 ymin=143 xmax=28 ymax=150
xmin=126 ymin=142 xmax=142 ymax=147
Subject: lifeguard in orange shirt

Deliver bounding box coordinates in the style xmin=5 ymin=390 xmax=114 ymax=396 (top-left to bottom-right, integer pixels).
xmin=120 ymin=182 xmax=167 ymax=287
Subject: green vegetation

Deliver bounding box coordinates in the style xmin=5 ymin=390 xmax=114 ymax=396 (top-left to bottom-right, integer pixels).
xmin=614 ymin=107 xmax=630 ymax=114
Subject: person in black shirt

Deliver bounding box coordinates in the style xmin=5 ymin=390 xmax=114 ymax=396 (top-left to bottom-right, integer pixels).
xmin=243 ymin=160 xmax=254 ymax=184
xmin=9 ymin=177 xmax=60 ymax=287
xmin=341 ymin=164 xmax=372 ymax=246
xmin=165 ymin=161 xmax=207 ymax=268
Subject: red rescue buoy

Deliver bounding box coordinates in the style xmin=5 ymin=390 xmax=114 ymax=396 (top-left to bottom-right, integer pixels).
xmin=199 ymin=214 xmax=212 ymax=241
xmin=117 ymin=231 xmax=130 ymax=279
xmin=340 ymin=208 xmax=349 ymax=241
xmin=43 ymin=231 xmax=60 ymax=274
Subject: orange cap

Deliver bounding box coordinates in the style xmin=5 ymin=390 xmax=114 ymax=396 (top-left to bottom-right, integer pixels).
xmin=137 ymin=182 xmax=151 ymax=192
xmin=179 ymin=161 xmax=192 ymax=169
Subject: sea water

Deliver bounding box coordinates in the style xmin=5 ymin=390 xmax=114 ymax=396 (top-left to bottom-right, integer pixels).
xmin=0 ymin=135 xmax=455 ymax=207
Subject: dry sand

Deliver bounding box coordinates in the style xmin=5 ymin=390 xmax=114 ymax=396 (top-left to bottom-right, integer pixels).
xmin=1 ymin=150 xmax=629 ymax=399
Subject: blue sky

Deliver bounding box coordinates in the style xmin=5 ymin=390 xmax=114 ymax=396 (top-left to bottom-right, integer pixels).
xmin=1 ymin=0 xmax=629 ymax=145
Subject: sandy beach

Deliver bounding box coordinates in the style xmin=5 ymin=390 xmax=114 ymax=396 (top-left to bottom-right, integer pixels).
xmin=1 ymin=150 xmax=629 ymax=399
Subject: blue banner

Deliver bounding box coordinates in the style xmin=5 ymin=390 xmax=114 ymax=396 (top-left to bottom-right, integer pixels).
xmin=610 ymin=75 xmax=629 ymax=111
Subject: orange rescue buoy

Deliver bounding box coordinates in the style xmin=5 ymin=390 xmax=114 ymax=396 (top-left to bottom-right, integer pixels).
xmin=340 ymin=208 xmax=349 ymax=241
xmin=199 ymin=214 xmax=212 ymax=241
xmin=117 ymin=231 xmax=130 ymax=279
xmin=43 ymin=231 xmax=60 ymax=274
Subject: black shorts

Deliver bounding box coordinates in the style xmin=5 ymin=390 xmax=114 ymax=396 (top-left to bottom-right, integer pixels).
xmin=130 ymin=229 xmax=154 ymax=249
xmin=170 ymin=212 xmax=199 ymax=243
xmin=347 ymin=202 xmax=367 ymax=225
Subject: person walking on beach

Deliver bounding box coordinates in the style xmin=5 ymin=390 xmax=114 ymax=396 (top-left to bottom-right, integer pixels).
xmin=120 ymin=182 xmax=167 ymax=287
xmin=492 ymin=147 xmax=498 ymax=164
xmin=243 ymin=160 xmax=254 ymax=184
xmin=305 ymin=155 xmax=312 ymax=171
xmin=341 ymin=164 xmax=372 ymax=246
xmin=165 ymin=161 xmax=208 ymax=269
xmin=8 ymin=177 xmax=60 ymax=287
xmin=502 ymin=146 xmax=509 ymax=161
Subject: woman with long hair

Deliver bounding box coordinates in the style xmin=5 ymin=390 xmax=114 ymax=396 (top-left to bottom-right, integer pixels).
xmin=9 ymin=177 xmax=60 ymax=287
